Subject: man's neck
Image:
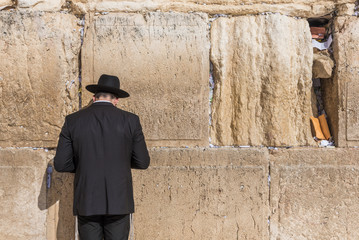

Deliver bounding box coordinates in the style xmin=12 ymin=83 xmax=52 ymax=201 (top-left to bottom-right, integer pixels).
xmin=93 ymin=97 xmax=118 ymax=106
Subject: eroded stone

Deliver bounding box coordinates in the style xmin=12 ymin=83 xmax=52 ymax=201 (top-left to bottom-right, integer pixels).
xmin=270 ymin=148 xmax=359 ymax=239
xmin=71 ymin=0 xmax=356 ymax=18
xmin=17 ymin=0 xmax=65 ymax=11
xmin=0 ymin=149 xmax=48 ymax=239
xmin=313 ymin=53 xmax=334 ymax=79
xmin=0 ymin=0 xmax=13 ymax=10
xmin=46 ymin=166 xmax=75 ymax=240
xmin=336 ymin=3 xmax=356 ymax=15
xmin=210 ymin=15 xmax=314 ymax=147
xmin=0 ymin=149 xmax=76 ymax=240
xmin=323 ymin=17 xmax=359 ymax=146
xmin=82 ymin=12 xmax=209 ymax=147
xmin=0 ymin=12 xmax=81 ymax=148
xmin=132 ymin=148 xmax=270 ymax=239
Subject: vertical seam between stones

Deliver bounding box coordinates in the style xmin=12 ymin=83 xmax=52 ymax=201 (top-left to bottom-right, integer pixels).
xmin=208 ymin=15 xmax=214 ymax=147
xmin=268 ymin=155 xmax=271 ymax=240
xmin=78 ymin=15 xmax=85 ymax=110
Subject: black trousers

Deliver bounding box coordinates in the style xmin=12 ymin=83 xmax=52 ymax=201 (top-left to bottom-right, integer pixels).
xmin=78 ymin=214 xmax=130 ymax=240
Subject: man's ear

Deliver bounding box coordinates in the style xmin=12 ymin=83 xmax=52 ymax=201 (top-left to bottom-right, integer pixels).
xmin=92 ymin=96 xmax=96 ymax=102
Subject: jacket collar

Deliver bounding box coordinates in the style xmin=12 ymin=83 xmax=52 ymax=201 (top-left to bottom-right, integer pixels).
xmin=92 ymin=101 xmax=114 ymax=106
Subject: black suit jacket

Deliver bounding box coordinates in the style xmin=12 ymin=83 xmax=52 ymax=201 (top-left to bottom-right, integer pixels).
xmin=54 ymin=101 xmax=150 ymax=216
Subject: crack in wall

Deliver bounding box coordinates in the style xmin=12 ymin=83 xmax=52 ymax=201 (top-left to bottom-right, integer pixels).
xmin=267 ymin=158 xmax=271 ymax=238
xmin=78 ymin=15 xmax=85 ymax=110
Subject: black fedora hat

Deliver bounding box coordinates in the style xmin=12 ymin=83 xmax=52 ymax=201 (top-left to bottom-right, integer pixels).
xmin=86 ymin=74 xmax=129 ymax=98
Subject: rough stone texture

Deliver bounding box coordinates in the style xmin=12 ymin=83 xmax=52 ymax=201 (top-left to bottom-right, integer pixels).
xmin=45 ymin=161 xmax=76 ymax=240
xmin=17 ymin=0 xmax=65 ymax=11
xmin=0 ymin=0 xmax=13 ymax=10
xmin=336 ymin=3 xmax=356 ymax=15
xmin=313 ymin=53 xmax=334 ymax=79
xmin=82 ymin=12 xmax=209 ymax=147
xmin=0 ymin=12 xmax=81 ymax=148
xmin=210 ymin=15 xmax=315 ymax=147
xmin=322 ymin=17 xmax=359 ymax=147
xmin=132 ymin=148 xmax=270 ymax=240
xmin=270 ymin=148 xmax=359 ymax=240
xmin=0 ymin=149 xmax=76 ymax=240
xmin=0 ymin=149 xmax=48 ymax=240
xmin=71 ymin=0 xmax=356 ymax=18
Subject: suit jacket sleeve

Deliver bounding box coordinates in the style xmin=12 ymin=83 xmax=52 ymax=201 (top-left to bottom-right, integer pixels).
xmin=54 ymin=117 xmax=76 ymax=173
xmin=131 ymin=115 xmax=150 ymax=169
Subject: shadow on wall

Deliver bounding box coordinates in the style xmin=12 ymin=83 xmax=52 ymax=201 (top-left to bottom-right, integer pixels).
xmin=38 ymin=159 xmax=76 ymax=240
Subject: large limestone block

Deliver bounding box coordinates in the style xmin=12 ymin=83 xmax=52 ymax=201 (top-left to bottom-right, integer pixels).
xmin=312 ymin=52 xmax=334 ymax=79
xmin=17 ymin=0 xmax=65 ymax=11
xmin=0 ymin=0 xmax=13 ymax=10
xmin=46 ymin=163 xmax=76 ymax=240
xmin=322 ymin=17 xmax=359 ymax=147
xmin=270 ymin=148 xmax=359 ymax=239
xmin=0 ymin=12 xmax=81 ymax=148
xmin=210 ymin=15 xmax=314 ymax=147
xmin=0 ymin=149 xmax=76 ymax=240
xmin=71 ymin=0 xmax=355 ymax=18
xmin=82 ymin=12 xmax=209 ymax=147
xmin=0 ymin=149 xmax=49 ymax=240
xmin=132 ymin=148 xmax=270 ymax=240
xmin=331 ymin=17 xmax=359 ymax=147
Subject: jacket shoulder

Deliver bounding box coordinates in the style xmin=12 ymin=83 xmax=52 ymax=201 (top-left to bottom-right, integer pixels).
xmin=116 ymin=108 xmax=139 ymax=119
xmin=65 ymin=107 xmax=89 ymax=121
xmin=65 ymin=105 xmax=139 ymax=122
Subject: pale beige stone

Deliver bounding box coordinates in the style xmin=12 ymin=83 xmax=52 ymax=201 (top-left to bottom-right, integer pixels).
xmin=312 ymin=53 xmax=334 ymax=79
xmin=70 ymin=1 xmax=88 ymax=14
xmin=336 ymin=3 xmax=356 ymax=15
xmin=270 ymin=148 xmax=359 ymax=240
xmin=0 ymin=149 xmax=75 ymax=240
xmin=0 ymin=149 xmax=48 ymax=240
xmin=46 ymin=164 xmax=76 ymax=240
xmin=0 ymin=12 xmax=81 ymax=148
xmin=132 ymin=148 xmax=270 ymax=240
xmin=71 ymin=0 xmax=355 ymax=18
xmin=0 ymin=0 xmax=13 ymax=10
xmin=323 ymin=17 xmax=359 ymax=147
xmin=210 ymin=15 xmax=314 ymax=147
xmin=347 ymin=80 xmax=359 ymax=141
xmin=17 ymin=0 xmax=65 ymax=11
xmin=82 ymin=12 xmax=209 ymax=147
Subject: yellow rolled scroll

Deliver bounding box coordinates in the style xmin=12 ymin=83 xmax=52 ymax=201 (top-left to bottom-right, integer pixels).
xmin=310 ymin=116 xmax=326 ymax=140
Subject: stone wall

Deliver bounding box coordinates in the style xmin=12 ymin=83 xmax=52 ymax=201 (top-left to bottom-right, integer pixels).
xmin=1 ymin=0 xmax=359 ymax=240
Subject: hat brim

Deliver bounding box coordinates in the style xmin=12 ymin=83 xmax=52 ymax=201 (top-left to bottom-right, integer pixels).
xmin=86 ymin=85 xmax=130 ymax=98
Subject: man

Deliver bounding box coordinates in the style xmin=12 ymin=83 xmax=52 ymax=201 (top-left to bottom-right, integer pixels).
xmin=54 ymin=74 xmax=150 ymax=240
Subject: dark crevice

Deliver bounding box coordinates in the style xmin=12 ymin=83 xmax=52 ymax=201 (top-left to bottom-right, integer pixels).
xmin=267 ymin=157 xmax=271 ymax=238
xmin=78 ymin=16 xmax=85 ymax=110
xmin=308 ymin=15 xmax=336 ymax=146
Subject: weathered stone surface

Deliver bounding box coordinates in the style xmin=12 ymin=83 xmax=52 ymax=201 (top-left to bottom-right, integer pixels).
xmin=270 ymin=148 xmax=359 ymax=240
xmin=323 ymin=17 xmax=359 ymax=147
xmin=0 ymin=12 xmax=81 ymax=148
xmin=82 ymin=12 xmax=209 ymax=147
xmin=0 ymin=149 xmax=76 ymax=240
xmin=17 ymin=0 xmax=65 ymax=11
xmin=71 ymin=0 xmax=356 ymax=18
xmin=336 ymin=3 xmax=356 ymax=15
xmin=132 ymin=148 xmax=270 ymax=240
xmin=0 ymin=149 xmax=48 ymax=239
xmin=0 ymin=0 xmax=13 ymax=10
xmin=210 ymin=15 xmax=314 ymax=147
xmin=313 ymin=52 xmax=334 ymax=79
xmin=46 ymin=163 xmax=76 ymax=240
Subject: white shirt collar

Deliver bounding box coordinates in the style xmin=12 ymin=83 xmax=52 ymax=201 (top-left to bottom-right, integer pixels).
xmin=94 ymin=100 xmax=112 ymax=104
